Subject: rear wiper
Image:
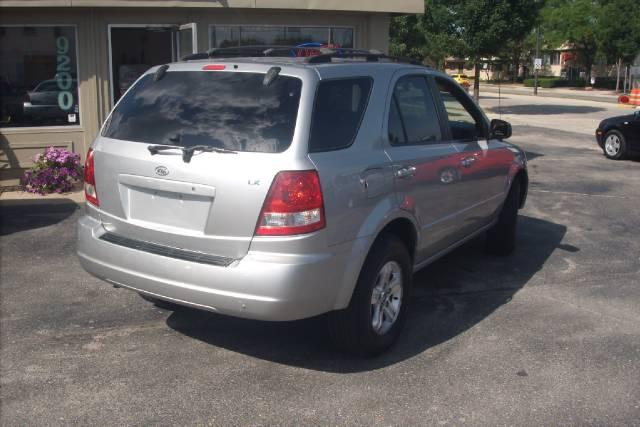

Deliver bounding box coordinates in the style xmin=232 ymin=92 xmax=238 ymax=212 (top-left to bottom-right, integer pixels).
xmin=181 ymin=145 xmax=237 ymax=163
xmin=147 ymin=144 xmax=237 ymax=163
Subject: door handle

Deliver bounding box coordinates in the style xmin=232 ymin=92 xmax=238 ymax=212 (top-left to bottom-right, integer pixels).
xmin=395 ymin=166 xmax=417 ymax=179
xmin=460 ymin=156 xmax=477 ymax=168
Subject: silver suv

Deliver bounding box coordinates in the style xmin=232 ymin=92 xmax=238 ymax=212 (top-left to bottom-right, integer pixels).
xmin=77 ymin=49 xmax=528 ymax=355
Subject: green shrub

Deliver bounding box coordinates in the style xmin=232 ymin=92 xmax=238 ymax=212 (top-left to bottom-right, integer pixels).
xmin=593 ymin=77 xmax=617 ymax=89
xmin=523 ymin=77 xmax=586 ymax=88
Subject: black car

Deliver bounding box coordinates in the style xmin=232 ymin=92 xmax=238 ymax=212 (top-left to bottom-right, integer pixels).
xmin=595 ymin=110 xmax=640 ymax=160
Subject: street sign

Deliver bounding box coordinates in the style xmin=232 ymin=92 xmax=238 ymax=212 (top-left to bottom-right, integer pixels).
xmin=534 ymin=58 xmax=542 ymax=70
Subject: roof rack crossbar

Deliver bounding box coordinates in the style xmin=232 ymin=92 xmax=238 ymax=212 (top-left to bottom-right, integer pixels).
xmin=305 ymin=48 xmax=423 ymax=66
xmin=181 ymin=45 xmax=425 ymax=67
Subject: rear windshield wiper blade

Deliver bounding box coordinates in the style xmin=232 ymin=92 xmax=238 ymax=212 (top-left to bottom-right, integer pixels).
xmin=147 ymin=144 xmax=182 ymax=155
xmin=181 ymin=145 xmax=237 ymax=163
xmin=147 ymin=144 xmax=237 ymax=163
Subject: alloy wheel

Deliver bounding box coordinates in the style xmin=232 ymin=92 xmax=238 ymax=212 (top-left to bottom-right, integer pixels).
xmin=370 ymin=261 xmax=403 ymax=335
xmin=605 ymin=134 xmax=621 ymax=156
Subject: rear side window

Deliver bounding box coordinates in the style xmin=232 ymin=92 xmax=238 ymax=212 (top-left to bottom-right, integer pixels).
xmin=308 ymin=77 xmax=372 ymax=152
xmin=102 ymin=71 xmax=302 ymax=153
xmin=389 ymin=75 xmax=442 ymax=145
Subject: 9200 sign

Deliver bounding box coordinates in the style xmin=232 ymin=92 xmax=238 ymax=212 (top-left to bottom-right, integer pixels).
xmin=56 ymin=36 xmax=75 ymax=112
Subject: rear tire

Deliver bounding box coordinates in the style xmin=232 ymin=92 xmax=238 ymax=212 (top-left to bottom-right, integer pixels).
xmin=486 ymin=177 xmax=520 ymax=256
xmin=603 ymin=130 xmax=627 ymax=160
xmin=139 ymin=293 xmax=181 ymax=310
xmin=328 ymin=234 xmax=412 ymax=356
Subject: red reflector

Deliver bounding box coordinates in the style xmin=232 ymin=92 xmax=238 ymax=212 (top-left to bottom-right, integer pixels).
xmin=84 ymin=148 xmax=99 ymax=206
xmin=255 ymin=170 xmax=325 ymax=236
xmin=202 ymin=64 xmax=226 ymax=71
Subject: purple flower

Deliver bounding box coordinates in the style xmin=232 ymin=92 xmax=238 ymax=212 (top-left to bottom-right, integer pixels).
xmin=22 ymin=146 xmax=84 ymax=194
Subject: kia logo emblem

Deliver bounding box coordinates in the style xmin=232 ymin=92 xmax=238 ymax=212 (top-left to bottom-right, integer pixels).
xmin=155 ymin=166 xmax=169 ymax=176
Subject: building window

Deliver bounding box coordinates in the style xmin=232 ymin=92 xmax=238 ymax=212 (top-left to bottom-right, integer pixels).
xmin=0 ymin=26 xmax=80 ymax=128
xmin=209 ymin=25 xmax=354 ymax=49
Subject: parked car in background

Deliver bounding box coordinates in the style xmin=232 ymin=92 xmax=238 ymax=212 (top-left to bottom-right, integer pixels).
xmin=595 ymin=110 xmax=640 ymax=160
xmin=451 ymin=73 xmax=471 ymax=91
xmin=23 ymin=78 xmax=78 ymax=124
xmin=77 ymin=48 xmax=528 ymax=355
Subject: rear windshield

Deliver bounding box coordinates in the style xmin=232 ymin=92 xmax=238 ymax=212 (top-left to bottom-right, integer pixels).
xmin=102 ymin=70 xmax=303 ymax=153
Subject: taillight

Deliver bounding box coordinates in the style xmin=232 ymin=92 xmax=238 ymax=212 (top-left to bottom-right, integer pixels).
xmin=84 ymin=148 xmax=99 ymax=206
xmin=255 ymin=170 xmax=325 ymax=236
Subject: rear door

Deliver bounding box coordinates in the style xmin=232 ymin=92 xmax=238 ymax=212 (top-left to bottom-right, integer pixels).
xmin=432 ymin=76 xmax=513 ymax=233
xmin=94 ymin=66 xmax=304 ymax=259
xmin=383 ymin=72 xmax=462 ymax=260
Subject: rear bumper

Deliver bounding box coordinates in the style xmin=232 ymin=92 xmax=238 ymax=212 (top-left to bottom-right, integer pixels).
xmin=77 ymin=214 xmax=349 ymax=321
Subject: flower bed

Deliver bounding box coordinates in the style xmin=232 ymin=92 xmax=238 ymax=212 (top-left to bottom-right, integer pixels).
xmin=22 ymin=147 xmax=83 ymax=195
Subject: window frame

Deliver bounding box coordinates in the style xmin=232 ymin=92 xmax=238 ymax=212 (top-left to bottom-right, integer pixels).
xmin=0 ymin=24 xmax=81 ymax=131
xmin=386 ymin=74 xmax=446 ymax=147
xmin=207 ymin=24 xmax=356 ymax=50
xmin=307 ymin=75 xmax=374 ymax=153
xmin=431 ymin=75 xmax=489 ymax=142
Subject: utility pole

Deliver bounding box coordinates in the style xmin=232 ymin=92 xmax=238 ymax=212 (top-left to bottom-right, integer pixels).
xmin=534 ymin=26 xmax=541 ymax=96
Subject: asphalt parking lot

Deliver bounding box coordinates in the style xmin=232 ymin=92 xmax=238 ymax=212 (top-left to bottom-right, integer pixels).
xmin=1 ymin=95 xmax=639 ymax=425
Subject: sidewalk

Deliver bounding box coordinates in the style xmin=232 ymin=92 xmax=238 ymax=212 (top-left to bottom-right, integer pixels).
xmin=0 ymin=188 xmax=85 ymax=204
xmin=480 ymin=83 xmax=621 ymax=104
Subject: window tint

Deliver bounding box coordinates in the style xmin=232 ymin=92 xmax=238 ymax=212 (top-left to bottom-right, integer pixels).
xmin=389 ymin=76 xmax=442 ymax=145
xmin=308 ymin=77 xmax=372 ymax=152
xmin=102 ymin=71 xmax=302 ymax=153
xmin=436 ymin=78 xmax=484 ymax=141
xmin=0 ymin=26 xmax=80 ymax=127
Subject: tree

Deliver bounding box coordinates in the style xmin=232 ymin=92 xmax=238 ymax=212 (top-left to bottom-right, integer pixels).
xmin=390 ymin=0 xmax=543 ymax=99
xmin=598 ymin=0 xmax=640 ymax=91
xmin=448 ymin=0 xmax=543 ymax=99
xmin=389 ymin=1 xmax=461 ymax=69
xmin=499 ymin=10 xmax=545 ymax=82
xmin=542 ymin=0 xmax=600 ymax=84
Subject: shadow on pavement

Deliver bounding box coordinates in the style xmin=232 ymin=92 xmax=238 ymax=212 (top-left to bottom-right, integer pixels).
xmin=0 ymin=199 xmax=79 ymax=236
xmin=166 ymin=215 xmax=567 ymax=372
xmin=487 ymin=104 xmax=604 ymax=115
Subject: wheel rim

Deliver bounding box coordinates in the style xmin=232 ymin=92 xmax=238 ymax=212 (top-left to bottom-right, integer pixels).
xmin=440 ymin=169 xmax=457 ymax=184
xmin=605 ymin=134 xmax=621 ymax=156
xmin=370 ymin=261 xmax=403 ymax=335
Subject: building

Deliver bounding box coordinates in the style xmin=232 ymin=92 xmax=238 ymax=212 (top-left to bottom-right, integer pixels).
xmin=0 ymin=0 xmax=423 ymax=186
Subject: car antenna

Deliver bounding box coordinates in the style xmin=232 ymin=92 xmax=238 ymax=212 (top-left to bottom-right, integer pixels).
xmin=498 ymin=70 xmax=502 ymax=120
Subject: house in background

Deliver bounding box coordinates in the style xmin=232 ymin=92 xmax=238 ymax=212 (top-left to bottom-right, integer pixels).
xmin=0 ymin=0 xmax=424 ymax=186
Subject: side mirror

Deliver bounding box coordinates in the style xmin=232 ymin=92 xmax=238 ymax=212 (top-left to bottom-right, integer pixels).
xmin=490 ymin=119 xmax=512 ymax=140
xmin=634 ymin=110 xmax=640 ymax=120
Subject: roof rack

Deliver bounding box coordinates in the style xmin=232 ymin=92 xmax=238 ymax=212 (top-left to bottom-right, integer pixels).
xmin=181 ymin=45 xmax=424 ymax=67
xmin=304 ymin=48 xmax=424 ymax=66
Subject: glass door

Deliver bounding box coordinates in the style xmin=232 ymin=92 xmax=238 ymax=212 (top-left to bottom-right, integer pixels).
xmin=176 ymin=23 xmax=198 ymax=60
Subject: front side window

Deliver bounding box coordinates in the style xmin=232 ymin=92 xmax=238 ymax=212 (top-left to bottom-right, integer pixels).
xmin=388 ymin=75 xmax=442 ymax=146
xmin=0 ymin=26 xmax=80 ymax=128
xmin=436 ymin=78 xmax=485 ymax=141
xmin=103 ymin=71 xmax=302 ymax=153
xmin=210 ymin=25 xmax=353 ymax=49
xmin=308 ymin=77 xmax=372 ymax=152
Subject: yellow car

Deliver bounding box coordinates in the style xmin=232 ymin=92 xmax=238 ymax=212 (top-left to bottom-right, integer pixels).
xmin=452 ymin=74 xmax=471 ymax=90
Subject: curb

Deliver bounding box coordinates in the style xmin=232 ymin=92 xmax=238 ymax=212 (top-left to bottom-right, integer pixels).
xmin=0 ymin=190 xmax=85 ymax=205
xmin=480 ymin=86 xmax=619 ymax=104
